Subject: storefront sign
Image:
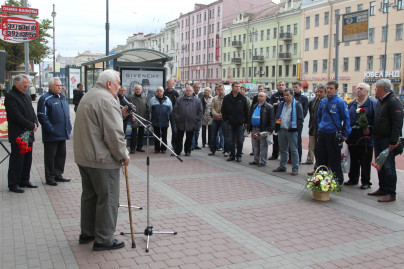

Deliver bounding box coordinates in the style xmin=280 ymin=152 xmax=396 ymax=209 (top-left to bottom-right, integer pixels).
xmin=0 ymin=14 xmax=39 ymax=43
xmin=364 ymin=71 xmax=400 ymax=78
xmin=0 ymin=98 xmax=8 ymax=139
xmin=1 ymin=5 xmax=38 ymax=15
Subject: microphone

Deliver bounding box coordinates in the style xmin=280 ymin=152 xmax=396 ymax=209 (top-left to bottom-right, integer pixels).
xmin=117 ymin=93 xmax=136 ymax=112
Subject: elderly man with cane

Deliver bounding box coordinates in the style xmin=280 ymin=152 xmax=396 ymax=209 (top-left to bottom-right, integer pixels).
xmin=74 ymin=69 xmax=130 ymax=251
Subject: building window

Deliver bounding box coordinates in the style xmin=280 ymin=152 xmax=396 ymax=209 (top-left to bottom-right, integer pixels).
xmin=243 ymin=50 xmax=246 ymax=59
xmin=305 ymin=16 xmax=310 ymax=29
xmin=292 ymin=64 xmax=297 ymax=76
xmin=358 ymin=4 xmax=363 ymax=10
xmin=323 ymin=35 xmax=329 ymax=48
xmin=272 ymin=46 xmax=276 ymax=58
xmin=367 ymin=56 xmax=373 ymax=70
xmin=285 ymin=65 xmax=290 ymax=77
xmin=293 ymin=43 xmax=297 ymax=55
xmin=287 ymin=25 xmax=291 ymax=33
xmin=272 ymin=66 xmax=275 ymax=77
xmin=279 ymin=45 xmax=283 ymax=53
xmin=324 ymin=12 xmax=329 ymax=25
xmin=293 ymin=23 xmax=298 ymax=35
xmin=313 ymin=60 xmax=318 ymax=73
xmin=267 ymin=29 xmax=270 ymax=39
xmin=343 ymin=57 xmax=349 ymax=71
xmin=261 ymin=30 xmax=264 ymax=41
xmin=398 ymin=0 xmax=403 ymax=10
xmin=273 ymin=28 xmax=277 ymax=39
xmin=243 ymin=34 xmax=246 ymax=43
xmin=332 ymin=58 xmax=336 ymax=72
xmin=368 ymin=28 xmax=375 ymax=43
xmin=394 ymin=53 xmax=401 ymax=69
xmin=314 ymin=37 xmax=319 ymax=50
xmin=322 ymin=59 xmax=328 ymax=72
xmin=346 ymin=6 xmax=351 ymax=13
xmin=370 ymin=2 xmax=376 ymax=16
xmin=265 ymin=66 xmax=268 ymax=77
xmin=396 ymin=24 xmax=403 ymax=40
xmin=343 ymin=84 xmax=348 ymax=93
xmin=355 ymin=57 xmax=360 ymax=71
xmin=223 ymin=53 xmax=226 ymax=62
xmin=379 ymin=55 xmax=385 ymax=70
xmin=280 ymin=26 xmax=284 ymax=34
xmin=266 ymin=47 xmax=270 ymax=58
xmin=315 ymin=14 xmax=319 ymax=27
xmin=304 ymin=61 xmax=309 ymax=74
xmin=249 ymin=67 xmax=252 ymax=77
xmin=242 ymin=67 xmax=245 ymax=77
xmin=279 ymin=65 xmax=282 ymax=77
xmin=305 ymin=38 xmax=310 ymax=51
xmin=260 ymin=47 xmax=264 ymax=56
xmin=382 ymin=26 xmax=388 ymax=41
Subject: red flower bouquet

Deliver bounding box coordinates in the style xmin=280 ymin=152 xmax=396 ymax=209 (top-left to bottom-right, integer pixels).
xmin=16 ymin=130 xmax=32 ymax=154
xmin=356 ymin=107 xmax=368 ymax=131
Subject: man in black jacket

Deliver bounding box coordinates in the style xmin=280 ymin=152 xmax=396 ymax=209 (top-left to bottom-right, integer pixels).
xmin=292 ymin=81 xmax=308 ymax=163
xmin=248 ymin=92 xmax=275 ymax=166
xmin=164 ymin=79 xmax=179 ymax=151
xmin=73 ymin=83 xmax=85 ymax=112
xmin=368 ymin=79 xmax=403 ymax=202
xmin=268 ymin=81 xmax=285 ymax=160
xmin=4 ymin=75 xmax=39 ymax=193
xmin=221 ymin=82 xmax=249 ymax=162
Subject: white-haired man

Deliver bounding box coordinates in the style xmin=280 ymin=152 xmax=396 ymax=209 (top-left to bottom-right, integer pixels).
xmin=37 ymin=77 xmax=72 ymax=186
xmin=74 ymin=69 xmax=130 ymax=251
xmin=5 ymin=75 xmax=39 ymax=193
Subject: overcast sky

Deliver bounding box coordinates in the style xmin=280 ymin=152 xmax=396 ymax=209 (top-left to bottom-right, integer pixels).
xmin=23 ymin=0 xmax=216 ymax=59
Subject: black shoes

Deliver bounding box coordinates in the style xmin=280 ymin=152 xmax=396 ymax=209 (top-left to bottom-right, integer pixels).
xmin=258 ymin=163 xmax=266 ymax=167
xmin=9 ymin=185 xmax=24 ymax=193
xmin=368 ymin=189 xmax=386 ymax=196
xmin=273 ymin=167 xmax=286 ymax=172
xmin=46 ymin=180 xmax=58 ymax=186
xmin=226 ymin=157 xmax=235 ymax=161
xmin=129 ymin=149 xmax=136 ymax=154
xmin=79 ymin=234 xmax=95 ymax=244
xmin=236 ymin=157 xmax=241 ymax=162
xmin=249 ymin=161 xmax=258 ymax=165
xmin=56 ymin=177 xmax=71 ymax=183
xmin=93 ymin=239 xmax=125 ymax=251
xmin=268 ymin=156 xmax=278 ymax=160
xmin=19 ymin=182 xmax=38 ymax=188
xmin=360 ymin=184 xmax=371 ymax=189
xmin=194 ymin=146 xmax=202 ymax=150
xmin=185 ymin=152 xmax=191 ymax=156
xmin=136 ymin=148 xmax=145 ymax=152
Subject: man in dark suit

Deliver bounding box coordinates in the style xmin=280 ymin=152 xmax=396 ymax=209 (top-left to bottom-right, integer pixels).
xmin=4 ymin=75 xmax=39 ymax=193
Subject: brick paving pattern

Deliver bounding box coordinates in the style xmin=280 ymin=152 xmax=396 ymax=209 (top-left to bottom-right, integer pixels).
xmin=1 ymin=103 xmax=403 ymax=268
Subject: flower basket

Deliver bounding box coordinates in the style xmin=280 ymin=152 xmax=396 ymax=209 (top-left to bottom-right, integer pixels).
xmin=312 ymin=190 xmax=331 ymax=201
xmin=306 ymin=165 xmax=341 ymax=201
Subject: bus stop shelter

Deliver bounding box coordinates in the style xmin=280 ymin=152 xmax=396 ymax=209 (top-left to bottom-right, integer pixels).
xmin=81 ymin=48 xmax=171 ymax=92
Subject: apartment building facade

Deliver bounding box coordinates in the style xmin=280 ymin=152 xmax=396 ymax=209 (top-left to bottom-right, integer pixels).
xmin=222 ymin=0 xmax=301 ymax=89
xmin=178 ymin=0 xmax=272 ymax=89
xmin=301 ymin=0 xmax=404 ymax=96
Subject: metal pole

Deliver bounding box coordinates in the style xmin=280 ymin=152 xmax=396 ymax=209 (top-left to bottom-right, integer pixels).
xmin=383 ymin=3 xmax=389 ymax=78
xmin=106 ymin=0 xmax=110 ymax=68
xmin=52 ymin=4 xmax=56 ymax=77
xmin=24 ymin=0 xmax=29 ymax=75
xmin=335 ymin=14 xmax=340 ymax=82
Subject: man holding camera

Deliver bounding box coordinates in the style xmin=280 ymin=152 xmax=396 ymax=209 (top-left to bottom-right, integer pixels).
xmin=316 ymin=80 xmax=351 ymax=184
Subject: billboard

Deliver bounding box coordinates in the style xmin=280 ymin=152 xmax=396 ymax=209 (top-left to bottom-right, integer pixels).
xmin=120 ymin=67 xmax=166 ymax=103
xmin=342 ymin=10 xmax=369 ymax=42
xmin=0 ymin=14 xmax=39 ymax=43
xmin=67 ymin=67 xmax=81 ymax=100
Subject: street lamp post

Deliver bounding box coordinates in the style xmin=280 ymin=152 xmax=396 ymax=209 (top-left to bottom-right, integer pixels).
xmin=249 ymin=28 xmax=258 ymax=84
xmin=51 ymin=4 xmax=56 ymax=77
xmin=106 ymin=0 xmax=110 ymax=68
xmin=379 ymin=0 xmax=398 ymax=78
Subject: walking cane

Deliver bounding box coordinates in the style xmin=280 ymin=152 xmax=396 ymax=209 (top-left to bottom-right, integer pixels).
xmin=124 ymin=165 xmax=136 ymax=248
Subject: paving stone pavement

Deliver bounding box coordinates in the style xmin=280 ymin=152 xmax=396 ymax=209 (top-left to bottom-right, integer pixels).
xmin=1 ymin=103 xmax=404 ymax=269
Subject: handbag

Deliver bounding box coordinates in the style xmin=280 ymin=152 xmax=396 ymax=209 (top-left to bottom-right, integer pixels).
xmin=325 ymin=101 xmax=344 ymax=148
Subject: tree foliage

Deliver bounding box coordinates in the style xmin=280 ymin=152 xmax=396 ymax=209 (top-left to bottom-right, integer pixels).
xmin=0 ymin=0 xmax=52 ymax=71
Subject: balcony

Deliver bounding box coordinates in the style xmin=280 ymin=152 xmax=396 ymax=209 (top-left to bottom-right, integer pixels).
xmin=252 ymin=56 xmax=264 ymax=63
xmin=231 ymin=58 xmax=242 ymax=64
xmin=278 ymin=53 xmax=291 ymax=60
xmin=279 ymin=32 xmax=293 ymax=41
xmin=232 ymin=41 xmax=242 ymax=48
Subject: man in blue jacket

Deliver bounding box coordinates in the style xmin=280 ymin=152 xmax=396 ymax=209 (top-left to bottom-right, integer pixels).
xmin=317 ymin=80 xmax=351 ymax=184
xmin=37 ymin=78 xmax=72 ymax=186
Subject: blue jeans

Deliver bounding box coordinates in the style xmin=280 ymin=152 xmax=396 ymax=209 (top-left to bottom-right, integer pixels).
xmin=227 ymin=124 xmax=244 ymax=158
xmin=278 ymin=129 xmax=299 ymax=171
xmin=192 ymin=121 xmax=202 ymax=148
xmin=210 ymin=120 xmax=228 ymax=153
xmin=216 ymin=126 xmax=224 ymax=149
xmin=374 ymin=137 xmax=397 ymax=196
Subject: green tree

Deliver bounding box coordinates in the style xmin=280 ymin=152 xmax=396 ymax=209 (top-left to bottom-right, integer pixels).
xmin=0 ymin=0 xmax=52 ymax=71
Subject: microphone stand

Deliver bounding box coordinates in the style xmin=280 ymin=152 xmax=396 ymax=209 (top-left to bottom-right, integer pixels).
xmin=120 ymin=110 xmax=180 ymax=252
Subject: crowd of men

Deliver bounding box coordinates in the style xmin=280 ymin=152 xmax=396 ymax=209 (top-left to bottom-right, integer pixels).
xmin=4 ymin=71 xmax=403 ymax=252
